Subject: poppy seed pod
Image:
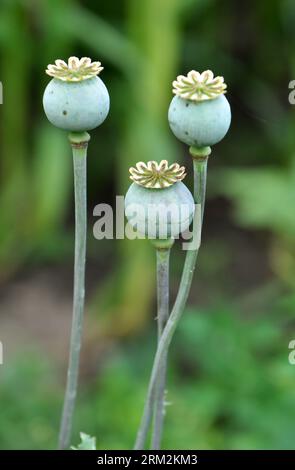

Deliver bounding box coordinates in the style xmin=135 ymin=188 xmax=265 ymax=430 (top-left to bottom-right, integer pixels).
xmin=43 ymin=57 xmax=110 ymax=132
xmin=125 ymin=161 xmax=195 ymax=239
xmin=168 ymin=70 xmax=231 ymax=147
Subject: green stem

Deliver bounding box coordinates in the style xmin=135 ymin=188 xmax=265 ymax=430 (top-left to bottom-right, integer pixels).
xmin=150 ymin=247 xmax=171 ymax=450
xmin=134 ymin=147 xmax=209 ymax=450
xmin=58 ymin=131 xmax=90 ymax=450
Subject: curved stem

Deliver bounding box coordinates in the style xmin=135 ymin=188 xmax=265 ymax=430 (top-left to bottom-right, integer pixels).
xmin=150 ymin=247 xmax=170 ymax=449
xmin=58 ymin=132 xmax=90 ymax=450
xmin=134 ymin=148 xmax=209 ymax=450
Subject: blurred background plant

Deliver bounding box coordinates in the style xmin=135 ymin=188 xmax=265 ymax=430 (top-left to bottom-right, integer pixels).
xmin=0 ymin=0 xmax=295 ymax=449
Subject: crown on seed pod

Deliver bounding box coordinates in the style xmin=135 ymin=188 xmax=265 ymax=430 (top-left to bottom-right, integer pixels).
xmin=172 ymin=70 xmax=227 ymax=102
xmin=129 ymin=160 xmax=186 ymax=189
xmin=45 ymin=56 xmax=104 ymax=82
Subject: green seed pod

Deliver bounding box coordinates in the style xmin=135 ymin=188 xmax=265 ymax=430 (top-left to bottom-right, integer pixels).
xmin=168 ymin=70 xmax=231 ymax=147
xmin=125 ymin=160 xmax=195 ymax=239
xmin=43 ymin=57 xmax=110 ymax=132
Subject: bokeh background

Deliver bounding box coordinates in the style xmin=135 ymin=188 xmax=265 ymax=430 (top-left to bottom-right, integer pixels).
xmin=0 ymin=0 xmax=295 ymax=450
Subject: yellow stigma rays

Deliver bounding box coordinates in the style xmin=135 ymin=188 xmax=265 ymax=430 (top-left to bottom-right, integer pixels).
xmin=172 ymin=70 xmax=227 ymax=102
xmin=129 ymin=160 xmax=186 ymax=189
xmin=45 ymin=57 xmax=104 ymax=82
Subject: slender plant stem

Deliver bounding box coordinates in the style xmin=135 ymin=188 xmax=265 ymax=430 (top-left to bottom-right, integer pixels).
xmin=150 ymin=247 xmax=171 ymax=449
xmin=193 ymin=158 xmax=208 ymax=215
xmin=58 ymin=131 xmax=90 ymax=450
xmin=134 ymin=147 xmax=209 ymax=450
